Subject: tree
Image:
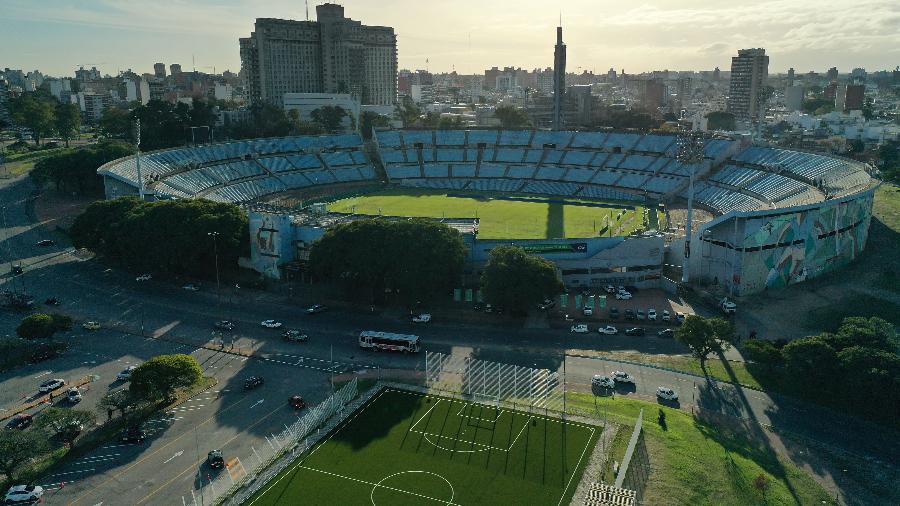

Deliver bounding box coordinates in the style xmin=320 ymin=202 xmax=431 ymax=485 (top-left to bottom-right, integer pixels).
xmin=55 ymin=102 xmax=82 ymax=147
xmin=8 ymin=94 xmax=56 ymax=145
xmin=821 ymin=316 xmax=897 ymax=353
xmin=35 ymin=407 xmax=97 ymax=440
xmin=98 ymin=389 xmax=143 ymax=420
xmin=31 ymin=141 xmax=134 ymax=194
xmin=674 ymin=315 xmax=735 ymax=369
xmin=706 ymin=111 xmax=736 ymax=131
xmin=129 ymin=354 xmax=202 ymax=401
xmin=781 ymin=337 xmax=838 ymax=394
xmin=286 ymin=109 xmax=325 ymax=136
xmin=480 ymin=245 xmax=564 ymax=315
xmin=133 ymin=99 xmax=192 ymax=150
xmin=16 ymin=313 xmax=56 ymax=339
xmin=395 ymin=96 xmax=421 ymax=128
xmin=310 ymin=106 xmax=348 ymax=133
xmin=494 ymin=105 xmax=531 ymax=128
xmin=99 ymin=107 xmax=133 ymax=140
xmin=802 ymin=98 xmax=833 ymax=115
xmin=359 ymin=111 xmax=391 ymax=140
xmin=0 ymin=430 xmax=51 ymax=480
xmin=309 ymin=219 xmax=468 ymax=305
xmin=742 ymin=339 xmax=783 ymax=368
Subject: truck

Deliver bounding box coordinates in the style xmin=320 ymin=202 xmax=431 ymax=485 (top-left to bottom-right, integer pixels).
xmin=719 ymin=297 xmax=736 ymax=315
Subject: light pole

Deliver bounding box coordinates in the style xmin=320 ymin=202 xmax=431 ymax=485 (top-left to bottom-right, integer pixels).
xmin=208 ymin=232 xmax=221 ymax=322
xmin=676 ymin=130 xmax=705 ymax=284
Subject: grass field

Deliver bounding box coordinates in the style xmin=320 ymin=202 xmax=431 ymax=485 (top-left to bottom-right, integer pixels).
xmin=328 ymin=188 xmax=664 ymax=239
xmin=248 ymin=388 xmax=600 ymax=506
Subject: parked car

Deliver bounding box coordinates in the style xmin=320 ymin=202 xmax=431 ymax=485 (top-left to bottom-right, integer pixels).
xmin=82 ymin=321 xmax=100 ymax=330
xmin=583 ymin=307 xmax=593 ymax=316
xmin=473 ymin=302 xmax=485 ymax=311
xmin=609 ymin=307 xmax=619 ymax=319
xmin=624 ymin=327 xmax=645 ymax=336
xmin=662 ymin=310 xmax=671 ymax=322
xmin=591 ymin=375 xmax=615 ymax=389
xmin=305 ymin=304 xmax=328 ymax=314
xmin=288 ymin=395 xmax=306 ymax=409
xmin=647 ymin=308 xmax=657 ymax=321
xmin=605 ymin=285 xmax=616 ymax=294
xmin=570 ymin=324 xmax=589 ymax=333
xmin=135 ymin=274 xmax=152 ymax=282
xmin=207 ymin=450 xmax=225 ymax=469
xmin=675 ymin=312 xmax=686 ymax=323
xmin=412 ymin=313 xmax=432 ymax=323
xmin=120 ymin=425 xmax=146 ymax=444
xmin=44 ymin=297 xmax=60 ymax=306
xmin=182 ymin=283 xmax=200 ymax=291
xmin=244 ymin=376 xmax=264 ymax=389
xmin=624 ymin=309 xmax=636 ymax=320
xmin=260 ymin=319 xmax=283 ymax=328
xmin=39 ymin=378 xmax=66 ymax=393
xmin=636 ymin=309 xmax=646 ymax=320
xmin=538 ymin=299 xmax=555 ymax=310
xmin=656 ymin=387 xmax=678 ymax=401
xmin=597 ymin=325 xmax=618 ymax=335
xmin=657 ymin=328 xmax=675 ymax=338
xmin=5 ymin=414 xmax=33 ymax=430
xmin=66 ymin=387 xmax=82 ymax=404
xmin=611 ymin=371 xmax=635 ymax=384
xmin=214 ymin=320 xmax=235 ymax=331
xmin=117 ymin=365 xmax=137 ymax=381
xmin=615 ymin=291 xmax=632 ymax=300
xmin=4 ymin=485 xmax=44 ymax=504
xmin=36 ymin=239 xmax=54 ymax=247
xmin=282 ymin=329 xmax=308 ymax=342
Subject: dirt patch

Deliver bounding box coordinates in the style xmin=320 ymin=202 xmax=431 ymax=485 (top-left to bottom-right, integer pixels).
xmin=34 ymin=189 xmax=99 ymax=231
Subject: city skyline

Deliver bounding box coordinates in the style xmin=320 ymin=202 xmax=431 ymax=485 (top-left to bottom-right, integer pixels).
xmin=1 ymin=0 xmax=898 ymax=78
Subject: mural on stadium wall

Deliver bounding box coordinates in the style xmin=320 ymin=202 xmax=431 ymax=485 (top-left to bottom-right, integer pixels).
xmin=248 ymin=212 xmax=293 ymax=279
xmin=737 ymin=194 xmax=874 ymax=294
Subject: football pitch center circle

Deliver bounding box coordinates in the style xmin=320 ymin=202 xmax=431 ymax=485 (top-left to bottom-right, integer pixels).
xmin=369 ymin=470 xmax=456 ymax=505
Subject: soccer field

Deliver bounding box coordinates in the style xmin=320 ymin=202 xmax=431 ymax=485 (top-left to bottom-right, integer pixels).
xmin=327 ymin=188 xmax=662 ymax=239
xmin=247 ymin=388 xmax=600 ymax=506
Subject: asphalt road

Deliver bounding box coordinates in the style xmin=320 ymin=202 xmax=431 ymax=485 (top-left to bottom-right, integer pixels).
xmin=1 ymin=175 xmax=898 ymax=505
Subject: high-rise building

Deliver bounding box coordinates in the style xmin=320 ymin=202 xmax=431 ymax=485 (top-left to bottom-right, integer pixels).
xmin=785 ymin=85 xmax=804 ymax=112
xmin=841 ymin=84 xmax=865 ymax=111
xmin=826 ymin=67 xmax=839 ymax=81
xmin=552 ymin=24 xmax=566 ymax=130
xmin=240 ymin=4 xmax=397 ymax=107
xmin=726 ymin=48 xmax=769 ymax=122
xmin=787 ymin=67 xmax=795 ymax=86
xmin=170 ymin=64 xmax=182 ymax=76
xmin=676 ymin=77 xmax=692 ymax=109
xmin=75 ymin=66 xmax=100 ymax=82
xmin=154 ymin=63 xmax=166 ymax=79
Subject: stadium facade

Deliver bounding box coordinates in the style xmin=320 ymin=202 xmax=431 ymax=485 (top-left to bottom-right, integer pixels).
xmin=97 ymin=129 xmax=877 ymax=296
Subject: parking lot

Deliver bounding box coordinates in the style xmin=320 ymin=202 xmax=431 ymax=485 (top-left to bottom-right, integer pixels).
xmin=549 ymin=287 xmax=693 ymax=331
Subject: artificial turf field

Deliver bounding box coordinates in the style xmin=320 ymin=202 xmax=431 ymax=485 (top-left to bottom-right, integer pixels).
xmin=327 ymin=188 xmax=663 ymax=239
xmin=247 ymin=388 xmax=600 ymax=506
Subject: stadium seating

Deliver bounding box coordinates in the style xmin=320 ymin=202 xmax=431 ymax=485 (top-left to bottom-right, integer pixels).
xmin=478 ymin=163 xmax=507 ymax=178
xmin=386 ymin=165 xmax=423 ymax=179
xmin=498 ymin=130 xmax=533 ymax=146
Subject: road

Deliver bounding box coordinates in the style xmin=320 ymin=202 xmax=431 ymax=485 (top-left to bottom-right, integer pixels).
xmin=1 ymin=175 xmax=898 ymax=505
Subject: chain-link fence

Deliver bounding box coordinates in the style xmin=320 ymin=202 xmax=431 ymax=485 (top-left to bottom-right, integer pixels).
xmin=185 ymin=377 xmax=359 ymax=506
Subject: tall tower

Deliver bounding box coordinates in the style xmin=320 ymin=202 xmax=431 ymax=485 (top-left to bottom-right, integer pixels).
xmin=552 ymin=24 xmax=566 ymax=130
xmin=726 ymin=48 xmax=769 ymax=123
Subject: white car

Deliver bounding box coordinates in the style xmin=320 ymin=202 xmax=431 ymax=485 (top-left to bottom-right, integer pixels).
xmin=412 ymin=313 xmax=432 ymax=323
xmin=614 ymin=292 xmax=632 ymax=300
xmin=117 ymin=365 xmax=137 ymax=381
xmin=82 ymin=321 xmax=100 ymax=330
xmin=662 ymin=310 xmax=671 ymax=322
xmin=66 ymin=387 xmax=82 ymax=403
xmin=656 ymin=387 xmax=678 ymax=401
xmin=570 ymin=324 xmax=589 ymax=333
xmin=611 ymin=371 xmax=635 ymax=384
xmin=261 ymin=320 xmax=283 ymax=329
xmin=135 ymin=274 xmax=152 ymax=282
xmin=39 ymin=378 xmax=66 ymax=393
xmin=597 ymin=325 xmax=618 ymax=335
xmin=182 ymin=283 xmax=200 ymax=291
xmin=591 ymin=375 xmax=615 ymax=389
xmin=582 ymin=307 xmax=593 ymax=316
xmin=5 ymin=485 xmax=44 ymax=504
xmin=648 ymin=308 xmax=657 ymax=321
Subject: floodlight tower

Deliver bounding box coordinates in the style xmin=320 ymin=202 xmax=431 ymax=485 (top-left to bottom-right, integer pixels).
xmin=133 ymin=119 xmax=145 ymax=200
xmin=676 ymin=129 xmax=706 ymax=283
xmin=552 ymin=21 xmax=566 ymax=130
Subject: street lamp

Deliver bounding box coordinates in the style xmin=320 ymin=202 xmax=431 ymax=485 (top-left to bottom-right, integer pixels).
xmin=208 ymin=232 xmax=222 ymax=322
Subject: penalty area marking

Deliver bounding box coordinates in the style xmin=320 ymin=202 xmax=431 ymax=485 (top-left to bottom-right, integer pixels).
xmin=456 ymin=402 xmax=504 ymax=423
xmin=370 ymin=470 xmax=455 ymax=506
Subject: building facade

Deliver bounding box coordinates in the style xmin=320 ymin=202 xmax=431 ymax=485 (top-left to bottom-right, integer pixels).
xmin=726 ymin=48 xmax=769 ymax=122
xmin=240 ymin=3 xmax=397 ymax=107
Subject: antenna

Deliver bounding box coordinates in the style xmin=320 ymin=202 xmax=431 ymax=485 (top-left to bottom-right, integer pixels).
xmin=192 ymin=54 xmax=195 ymax=72
xmin=306 ymin=0 xmax=309 ymax=20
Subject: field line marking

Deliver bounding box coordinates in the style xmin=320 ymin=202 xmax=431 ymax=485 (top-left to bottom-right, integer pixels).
xmin=505 ymin=416 xmax=534 ymax=451
xmin=556 ymin=425 xmax=596 ymax=506
xmin=409 ymin=397 xmax=442 ymax=433
xmin=299 ymin=465 xmax=462 ymax=505
xmin=409 ymin=428 xmax=506 ymax=452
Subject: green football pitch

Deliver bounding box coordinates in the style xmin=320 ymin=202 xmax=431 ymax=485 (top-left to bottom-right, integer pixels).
xmin=327 ymin=188 xmax=663 ymax=239
xmin=247 ymin=388 xmax=600 ymax=506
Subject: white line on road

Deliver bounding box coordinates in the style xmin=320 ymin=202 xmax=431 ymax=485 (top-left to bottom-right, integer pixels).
xmin=48 ymin=469 xmax=93 ymax=478
xmin=163 ymin=450 xmax=184 ymax=464
xmin=250 ymin=399 xmax=264 ymax=409
xmin=34 ymin=371 xmax=52 ymax=378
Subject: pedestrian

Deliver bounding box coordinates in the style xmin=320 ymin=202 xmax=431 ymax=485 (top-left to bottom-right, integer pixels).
xmin=49 ymin=391 xmax=53 ymax=402
xmin=107 ymin=408 xmax=113 ymax=421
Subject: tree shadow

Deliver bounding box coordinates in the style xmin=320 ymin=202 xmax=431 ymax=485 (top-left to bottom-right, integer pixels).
xmin=546 ymin=201 xmax=564 ymax=239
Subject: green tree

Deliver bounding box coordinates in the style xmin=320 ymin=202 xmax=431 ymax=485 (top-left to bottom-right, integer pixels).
xmin=35 ymin=407 xmax=97 ymax=439
xmin=31 ymin=141 xmax=134 ymax=194
xmin=781 ymin=337 xmax=838 ymax=393
xmin=359 ymin=111 xmax=391 ymax=140
xmin=133 ymin=99 xmax=192 ymax=150
xmin=0 ymin=429 xmax=51 ymax=480
xmin=494 ymin=105 xmax=531 ymax=128
xmin=674 ymin=316 xmax=735 ymax=369
xmin=395 ymin=96 xmax=421 ymax=128
xmin=99 ymin=107 xmax=133 ymax=140
xmin=129 ymin=354 xmax=202 ymax=401
xmin=16 ymin=313 xmax=56 ymax=339
xmin=55 ymin=102 xmax=82 ymax=148
xmin=742 ymin=339 xmax=783 ymax=369
xmin=822 ymin=316 xmax=897 ymax=353
xmin=480 ymin=245 xmax=564 ymax=315
xmin=286 ymin=109 xmax=325 ymax=136
xmin=98 ymin=389 xmax=143 ymax=420
xmin=310 ymin=106 xmax=348 ymax=133
xmin=705 ymin=111 xmax=736 ymax=131
xmin=9 ymin=94 xmax=57 ymax=145
xmin=309 ymin=219 xmax=467 ymax=305
xmin=802 ymin=98 xmax=834 ymax=115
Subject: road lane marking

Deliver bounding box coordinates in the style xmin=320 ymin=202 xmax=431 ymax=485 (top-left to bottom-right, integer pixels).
xmin=163 ymin=450 xmax=184 ymax=464
xmin=250 ymin=399 xmax=264 ymax=409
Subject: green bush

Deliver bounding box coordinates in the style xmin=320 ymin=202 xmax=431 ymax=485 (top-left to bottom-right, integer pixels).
xmin=16 ymin=314 xmax=56 ymax=339
xmin=742 ymin=339 xmax=783 ymax=367
xmin=129 ymin=354 xmax=203 ymax=401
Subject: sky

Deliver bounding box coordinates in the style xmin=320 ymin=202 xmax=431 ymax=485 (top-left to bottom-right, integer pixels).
xmin=1 ymin=0 xmax=898 ymax=78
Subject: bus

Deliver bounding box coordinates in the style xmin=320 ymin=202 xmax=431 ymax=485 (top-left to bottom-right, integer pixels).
xmin=358 ymin=331 xmax=420 ymax=353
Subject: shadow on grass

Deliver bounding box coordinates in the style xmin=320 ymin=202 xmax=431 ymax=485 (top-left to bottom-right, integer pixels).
xmin=546 ymin=201 xmax=564 ymax=239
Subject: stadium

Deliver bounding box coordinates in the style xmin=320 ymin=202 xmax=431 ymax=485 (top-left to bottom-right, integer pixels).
xmin=97 ymin=129 xmax=878 ymax=295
